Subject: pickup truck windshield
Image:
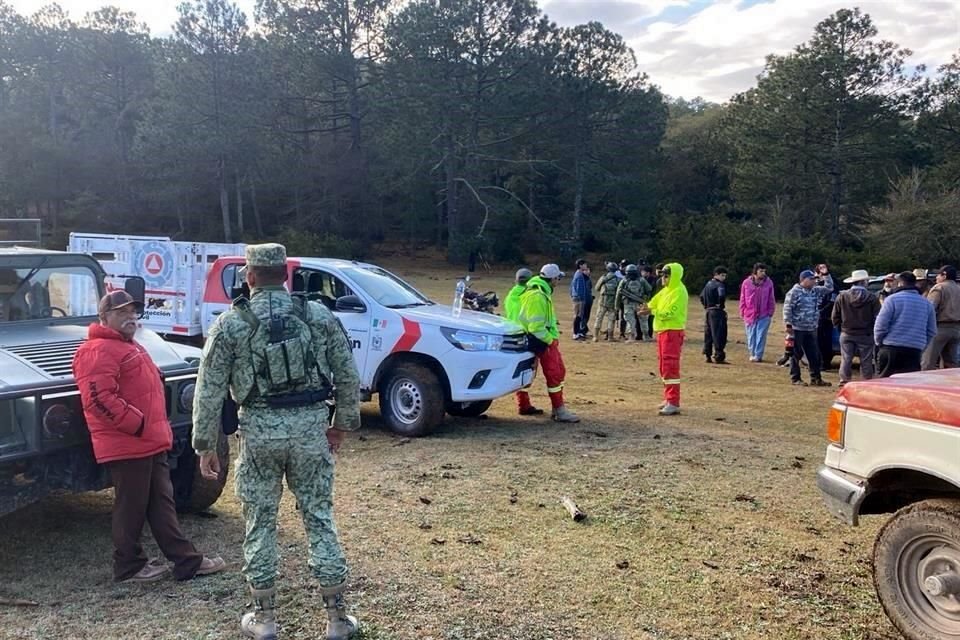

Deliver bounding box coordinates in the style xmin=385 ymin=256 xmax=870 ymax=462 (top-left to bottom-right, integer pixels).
xmin=0 ymin=265 xmax=100 ymax=321
xmin=342 ymin=266 xmax=433 ymax=308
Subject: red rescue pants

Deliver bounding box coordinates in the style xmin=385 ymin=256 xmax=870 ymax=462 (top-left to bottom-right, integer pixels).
xmin=657 ymin=330 xmax=684 ymax=407
xmin=516 ymin=340 xmax=567 ymax=410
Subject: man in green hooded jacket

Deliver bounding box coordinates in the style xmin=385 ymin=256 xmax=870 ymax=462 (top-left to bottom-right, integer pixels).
xmin=642 ymin=262 xmax=688 ymax=415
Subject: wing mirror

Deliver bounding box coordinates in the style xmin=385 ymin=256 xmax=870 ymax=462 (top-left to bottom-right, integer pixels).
xmin=123 ymin=276 xmax=146 ymax=315
xmin=335 ymin=295 xmax=366 ymax=313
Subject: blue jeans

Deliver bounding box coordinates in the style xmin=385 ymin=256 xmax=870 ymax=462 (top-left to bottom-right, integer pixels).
xmin=745 ymin=316 xmax=772 ymax=360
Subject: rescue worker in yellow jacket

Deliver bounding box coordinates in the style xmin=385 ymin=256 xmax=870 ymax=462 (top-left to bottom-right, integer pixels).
xmin=516 ymin=264 xmax=580 ymax=422
xmin=641 ymin=262 xmax=688 ymax=416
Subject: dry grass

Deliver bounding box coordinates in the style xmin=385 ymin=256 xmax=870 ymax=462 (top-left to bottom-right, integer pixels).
xmin=0 ymin=261 xmax=899 ymax=639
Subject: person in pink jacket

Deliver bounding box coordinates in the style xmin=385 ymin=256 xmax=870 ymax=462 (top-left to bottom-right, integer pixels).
xmin=739 ymin=263 xmax=777 ymax=362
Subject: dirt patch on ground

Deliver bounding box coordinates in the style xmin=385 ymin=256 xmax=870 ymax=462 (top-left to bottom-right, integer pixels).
xmin=0 ymin=263 xmax=898 ymax=639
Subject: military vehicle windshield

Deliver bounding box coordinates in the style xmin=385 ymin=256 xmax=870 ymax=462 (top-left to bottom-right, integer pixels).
xmin=0 ymin=264 xmax=100 ymax=321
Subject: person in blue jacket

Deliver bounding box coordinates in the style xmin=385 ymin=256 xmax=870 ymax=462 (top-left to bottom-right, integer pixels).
xmin=874 ymin=271 xmax=937 ymax=377
xmin=570 ymin=259 xmax=593 ymax=340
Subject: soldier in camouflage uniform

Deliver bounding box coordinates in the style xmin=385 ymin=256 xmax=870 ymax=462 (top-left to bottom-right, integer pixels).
xmin=192 ymin=243 xmax=362 ymax=640
xmin=593 ymin=262 xmax=620 ymax=342
xmin=615 ymin=264 xmax=652 ymax=341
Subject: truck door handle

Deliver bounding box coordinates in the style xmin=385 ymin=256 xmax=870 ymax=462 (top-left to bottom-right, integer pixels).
xmin=212 ymin=311 xmax=223 ymax=316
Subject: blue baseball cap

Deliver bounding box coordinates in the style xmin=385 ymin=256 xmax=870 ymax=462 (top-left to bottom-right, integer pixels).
xmin=799 ymin=269 xmax=816 ymax=280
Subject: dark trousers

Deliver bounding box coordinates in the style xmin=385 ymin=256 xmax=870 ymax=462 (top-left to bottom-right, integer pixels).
xmin=818 ymin=315 xmax=834 ymax=368
xmin=877 ymin=345 xmax=922 ymax=378
xmin=703 ymin=309 xmax=728 ymax=360
xmin=573 ymin=299 xmax=593 ymax=336
xmin=106 ymin=453 xmax=203 ymax=581
xmin=790 ymin=329 xmax=823 ymax=382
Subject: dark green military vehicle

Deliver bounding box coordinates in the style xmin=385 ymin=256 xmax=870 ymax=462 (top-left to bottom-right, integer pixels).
xmin=0 ymin=246 xmax=228 ymax=516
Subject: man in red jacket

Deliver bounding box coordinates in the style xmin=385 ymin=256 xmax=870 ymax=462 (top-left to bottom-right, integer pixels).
xmin=72 ymin=290 xmax=226 ymax=584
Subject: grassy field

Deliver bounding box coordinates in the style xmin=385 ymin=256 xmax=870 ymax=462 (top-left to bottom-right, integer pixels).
xmin=0 ymin=259 xmax=899 ymax=639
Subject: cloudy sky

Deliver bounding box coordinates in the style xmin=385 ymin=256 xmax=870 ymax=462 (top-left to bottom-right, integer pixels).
xmin=7 ymin=0 xmax=960 ymax=101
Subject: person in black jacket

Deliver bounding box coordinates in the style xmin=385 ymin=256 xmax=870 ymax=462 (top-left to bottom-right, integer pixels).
xmin=700 ymin=266 xmax=729 ymax=364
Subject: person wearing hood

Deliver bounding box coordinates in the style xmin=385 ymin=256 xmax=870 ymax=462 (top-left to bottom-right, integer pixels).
xmin=832 ymin=269 xmax=881 ymax=385
xmin=783 ymin=268 xmax=834 ymax=387
xmin=517 ymin=264 xmax=580 ymax=422
xmin=642 ymin=262 xmax=688 ymax=416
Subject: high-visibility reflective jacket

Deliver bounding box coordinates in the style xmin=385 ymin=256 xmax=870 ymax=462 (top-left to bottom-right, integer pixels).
xmin=647 ymin=262 xmax=689 ymax=332
xmin=504 ymin=284 xmax=526 ymax=322
xmin=518 ymin=276 xmax=559 ymax=345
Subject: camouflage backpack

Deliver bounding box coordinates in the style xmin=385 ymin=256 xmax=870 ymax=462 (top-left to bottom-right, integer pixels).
xmin=599 ymin=273 xmax=619 ymax=302
xmin=232 ymin=294 xmax=331 ymax=403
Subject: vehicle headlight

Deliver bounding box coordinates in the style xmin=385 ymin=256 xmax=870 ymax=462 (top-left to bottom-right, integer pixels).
xmin=43 ymin=403 xmax=74 ymax=438
xmin=440 ymin=327 xmax=504 ymax=351
xmin=178 ymin=382 xmax=196 ymax=413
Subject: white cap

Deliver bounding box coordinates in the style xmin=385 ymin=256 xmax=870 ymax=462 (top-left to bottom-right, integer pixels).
xmin=540 ymin=264 xmax=565 ymax=279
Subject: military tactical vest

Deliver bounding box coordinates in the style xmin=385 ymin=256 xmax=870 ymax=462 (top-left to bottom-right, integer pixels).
xmin=599 ymin=273 xmax=619 ymax=302
xmin=233 ymin=294 xmax=331 ymax=406
xmin=620 ymin=278 xmax=649 ymax=304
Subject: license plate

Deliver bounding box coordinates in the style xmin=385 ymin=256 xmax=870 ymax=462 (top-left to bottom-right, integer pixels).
xmin=521 ymin=369 xmax=534 ymax=386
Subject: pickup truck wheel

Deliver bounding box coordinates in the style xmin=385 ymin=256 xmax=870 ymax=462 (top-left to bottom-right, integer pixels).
xmin=379 ymin=363 xmax=445 ymax=437
xmin=873 ymin=499 xmax=960 ymax=640
xmin=446 ymin=399 xmax=493 ymax=418
xmin=173 ymin=435 xmax=230 ymax=514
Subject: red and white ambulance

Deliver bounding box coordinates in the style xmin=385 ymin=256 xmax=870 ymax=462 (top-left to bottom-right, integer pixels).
xmin=68 ymin=233 xmax=535 ymax=436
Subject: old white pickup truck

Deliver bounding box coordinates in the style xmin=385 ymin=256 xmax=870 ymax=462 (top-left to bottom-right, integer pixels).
xmin=817 ymin=368 xmax=960 ymax=640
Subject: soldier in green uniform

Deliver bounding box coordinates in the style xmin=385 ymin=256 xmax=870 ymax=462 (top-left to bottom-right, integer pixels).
xmin=593 ymin=262 xmax=620 ymax=342
xmin=615 ymin=264 xmax=652 ymax=342
xmin=192 ymin=243 xmax=362 ymax=640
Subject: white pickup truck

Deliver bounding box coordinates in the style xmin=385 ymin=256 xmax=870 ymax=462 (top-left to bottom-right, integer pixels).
xmin=817 ymin=368 xmax=960 ymax=640
xmin=68 ymin=233 xmax=536 ymax=437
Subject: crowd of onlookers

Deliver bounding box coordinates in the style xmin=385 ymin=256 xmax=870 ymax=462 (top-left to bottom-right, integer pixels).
xmin=564 ymin=258 xmax=959 ymax=387
xmin=503 ymin=259 xmax=958 ymax=420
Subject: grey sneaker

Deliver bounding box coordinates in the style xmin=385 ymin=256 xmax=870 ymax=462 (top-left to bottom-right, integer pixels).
xmin=658 ymin=403 xmax=680 ymax=416
xmin=551 ymin=405 xmax=580 ymax=423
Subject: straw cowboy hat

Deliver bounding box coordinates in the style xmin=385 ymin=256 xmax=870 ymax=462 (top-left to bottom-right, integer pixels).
xmin=843 ymin=269 xmax=871 ymax=284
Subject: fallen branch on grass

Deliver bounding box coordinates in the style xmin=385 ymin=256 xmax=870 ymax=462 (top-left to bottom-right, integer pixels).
xmin=0 ymin=597 xmax=39 ymax=607
xmin=560 ymin=496 xmax=587 ymax=522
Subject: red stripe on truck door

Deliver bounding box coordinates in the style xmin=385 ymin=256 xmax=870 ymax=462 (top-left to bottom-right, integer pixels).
xmin=391 ymin=317 xmax=421 ymax=353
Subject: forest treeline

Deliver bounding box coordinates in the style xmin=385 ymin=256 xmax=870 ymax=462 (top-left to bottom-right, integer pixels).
xmin=0 ymin=1 xmax=957 ymax=289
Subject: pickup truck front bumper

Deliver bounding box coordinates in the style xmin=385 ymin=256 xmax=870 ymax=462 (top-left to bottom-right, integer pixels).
xmin=816 ymin=466 xmax=869 ymax=526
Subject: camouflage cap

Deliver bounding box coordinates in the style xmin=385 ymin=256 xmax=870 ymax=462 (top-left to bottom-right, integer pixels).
xmin=245 ymin=243 xmax=287 ymax=267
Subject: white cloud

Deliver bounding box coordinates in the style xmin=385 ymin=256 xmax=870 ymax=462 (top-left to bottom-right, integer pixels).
xmin=627 ymin=0 xmax=960 ymax=101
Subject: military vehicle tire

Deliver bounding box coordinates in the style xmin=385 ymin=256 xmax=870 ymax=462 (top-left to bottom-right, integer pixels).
xmin=873 ymin=498 xmax=960 ymax=640
xmin=379 ymin=363 xmax=444 ymax=437
xmin=173 ymin=435 xmax=230 ymax=513
xmin=445 ymin=399 xmax=492 ymax=418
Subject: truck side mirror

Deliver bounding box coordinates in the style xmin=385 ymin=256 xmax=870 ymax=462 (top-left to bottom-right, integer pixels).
xmin=124 ymin=276 xmax=146 ymax=308
xmin=335 ymin=295 xmax=366 ymax=313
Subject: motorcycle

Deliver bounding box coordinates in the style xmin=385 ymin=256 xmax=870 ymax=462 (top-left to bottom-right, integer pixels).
xmin=460 ymin=276 xmax=499 ymax=314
